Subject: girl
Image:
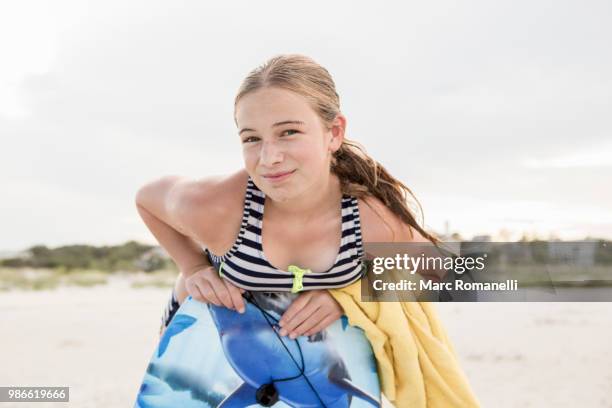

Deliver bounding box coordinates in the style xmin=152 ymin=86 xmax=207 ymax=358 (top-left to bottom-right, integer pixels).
xmin=135 ymin=54 xmax=440 ymax=407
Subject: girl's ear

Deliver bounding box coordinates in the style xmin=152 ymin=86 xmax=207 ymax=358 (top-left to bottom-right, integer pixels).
xmin=329 ymin=114 xmax=346 ymax=152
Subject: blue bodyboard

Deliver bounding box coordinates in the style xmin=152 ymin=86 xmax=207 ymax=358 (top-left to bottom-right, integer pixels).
xmin=133 ymin=292 xmax=382 ymax=407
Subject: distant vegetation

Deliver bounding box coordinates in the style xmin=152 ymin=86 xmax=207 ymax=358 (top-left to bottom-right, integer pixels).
xmin=0 ymin=241 xmax=177 ymax=273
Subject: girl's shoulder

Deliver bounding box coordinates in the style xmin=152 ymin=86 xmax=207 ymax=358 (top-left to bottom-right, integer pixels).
xmin=357 ymin=195 xmax=430 ymax=244
xmin=175 ymin=169 xmax=249 ymax=250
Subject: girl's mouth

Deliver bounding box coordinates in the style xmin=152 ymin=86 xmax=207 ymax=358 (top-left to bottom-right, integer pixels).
xmin=263 ymin=170 xmax=296 ymax=182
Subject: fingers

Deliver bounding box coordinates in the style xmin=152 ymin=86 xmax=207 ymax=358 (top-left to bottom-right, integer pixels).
xmin=207 ymin=274 xmax=236 ymax=310
xmin=184 ymin=275 xmax=204 ymax=302
xmin=279 ymin=291 xmax=313 ymax=328
xmin=278 ymin=290 xmax=344 ymax=339
xmin=194 ymin=279 xmax=222 ymax=306
xmin=279 ymin=295 xmax=319 ymax=338
xmin=184 ymin=265 xmax=248 ymax=312
xmin=224 ymin=279 xmax=245 ymax=313
xmin=304 ymin=314 xmax=341 ymax=337
xmin=185 ymin=270 xmax=209 ymax=303
xmin=208 ymin=272 xmax=247 ymax=312
xmin=287 ymin=307 xmax=327 ymax=338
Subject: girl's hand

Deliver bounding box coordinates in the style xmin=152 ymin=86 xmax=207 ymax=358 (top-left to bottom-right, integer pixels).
xmin=278 ymin=290 xmax=343 ymax=339
xmin=184 ymin=265 xmax=246 ymax=313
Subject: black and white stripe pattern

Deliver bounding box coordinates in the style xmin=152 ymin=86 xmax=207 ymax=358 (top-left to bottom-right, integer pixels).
xmin=160 ymin=289 xmax=179 ymax=331
xmin=160 ymin=177 xmax=367 ymax=328
xmin=205 ymin=177 xmax=366 ymax=291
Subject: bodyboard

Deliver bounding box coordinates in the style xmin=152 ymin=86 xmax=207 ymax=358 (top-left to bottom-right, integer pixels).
xmin=133 ymin=292 xmax=382 ymax=408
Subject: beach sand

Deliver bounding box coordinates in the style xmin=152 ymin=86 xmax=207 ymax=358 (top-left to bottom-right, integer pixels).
xmin=1 ymin=276 xmax=611 ymax=407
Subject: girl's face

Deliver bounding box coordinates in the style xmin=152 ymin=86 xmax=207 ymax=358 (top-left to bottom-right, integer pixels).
xmin=235 ymin=87 xmax=343 ymax=202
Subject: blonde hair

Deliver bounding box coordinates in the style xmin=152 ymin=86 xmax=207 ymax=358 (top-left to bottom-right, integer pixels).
xmin=234 ymin=54 xmax=439 ymax=244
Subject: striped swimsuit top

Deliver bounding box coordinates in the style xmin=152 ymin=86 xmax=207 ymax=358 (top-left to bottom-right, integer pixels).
xmin=204 ymin=176 xmax=367 ymax=292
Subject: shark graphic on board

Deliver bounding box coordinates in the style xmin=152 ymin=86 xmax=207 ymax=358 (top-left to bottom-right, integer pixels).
xmin=136 ymin=362 xmax=227 ymax=408
xmin=135 ymin=294 xmax=380 ymax=408
xmin=208 ymin=292 xmax=381 ymax=407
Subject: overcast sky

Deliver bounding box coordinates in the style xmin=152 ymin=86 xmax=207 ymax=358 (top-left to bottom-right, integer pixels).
xmin=1 ymin=0 xmax=611 ymax=251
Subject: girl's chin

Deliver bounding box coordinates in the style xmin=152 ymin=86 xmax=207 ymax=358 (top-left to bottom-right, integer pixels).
xmin=265 ymin=190 xmax=291 ymax=202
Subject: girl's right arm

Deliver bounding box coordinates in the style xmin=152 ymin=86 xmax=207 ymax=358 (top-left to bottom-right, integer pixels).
xmin=135 ymin=175 xmax=212 ymax=278
xmin=134 ymin=175 xmax=245 ymax=331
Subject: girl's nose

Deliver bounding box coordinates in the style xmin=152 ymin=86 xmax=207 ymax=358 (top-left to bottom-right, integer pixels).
xmin=260 ymin=141 xmax=284 ymax=166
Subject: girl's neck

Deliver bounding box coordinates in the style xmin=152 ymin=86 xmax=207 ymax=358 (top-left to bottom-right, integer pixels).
xmin=266 ymin=172 xmax=343 ymax=223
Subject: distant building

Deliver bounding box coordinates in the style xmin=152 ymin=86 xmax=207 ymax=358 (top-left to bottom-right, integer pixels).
xmin=548 ymin=239 xmax=597 ymax=266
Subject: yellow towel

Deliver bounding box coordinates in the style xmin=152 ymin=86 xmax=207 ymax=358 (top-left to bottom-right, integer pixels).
xmin=329 ymin=279 xmax=480 ymax=408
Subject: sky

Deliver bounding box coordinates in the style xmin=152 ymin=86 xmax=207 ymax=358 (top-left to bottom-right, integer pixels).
xmin=1 ymin=0 xmax=611 ymax=251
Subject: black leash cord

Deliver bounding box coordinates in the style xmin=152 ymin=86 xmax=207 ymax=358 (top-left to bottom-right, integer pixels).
xmin=244 ymin=291 xmax=329 ymax=408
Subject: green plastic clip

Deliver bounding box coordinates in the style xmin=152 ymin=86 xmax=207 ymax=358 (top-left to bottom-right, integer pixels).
xmin=288 ymin=264 xmax=311 ymax=293
xmin=219 ymin=261 xmax=225 ymax=278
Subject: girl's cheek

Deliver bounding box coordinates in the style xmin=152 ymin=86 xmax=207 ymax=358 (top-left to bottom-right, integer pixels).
xmin=242 ymin=147 xmax=259 ymax=164
xmin=295 ymin=146 xmax=320 ymax=163
xmin=288 ymin=141 xmax=312 ymax=156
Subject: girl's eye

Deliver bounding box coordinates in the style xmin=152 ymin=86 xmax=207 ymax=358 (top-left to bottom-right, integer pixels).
xmin=281 ymin=129 xmax=299 ymax=137
xmin=242 ymin=130 xmax=298 ymax=143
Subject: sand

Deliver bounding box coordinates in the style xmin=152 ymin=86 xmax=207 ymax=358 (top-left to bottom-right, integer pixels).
xmin=1 ymin=276 xmax=611 ymax=407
